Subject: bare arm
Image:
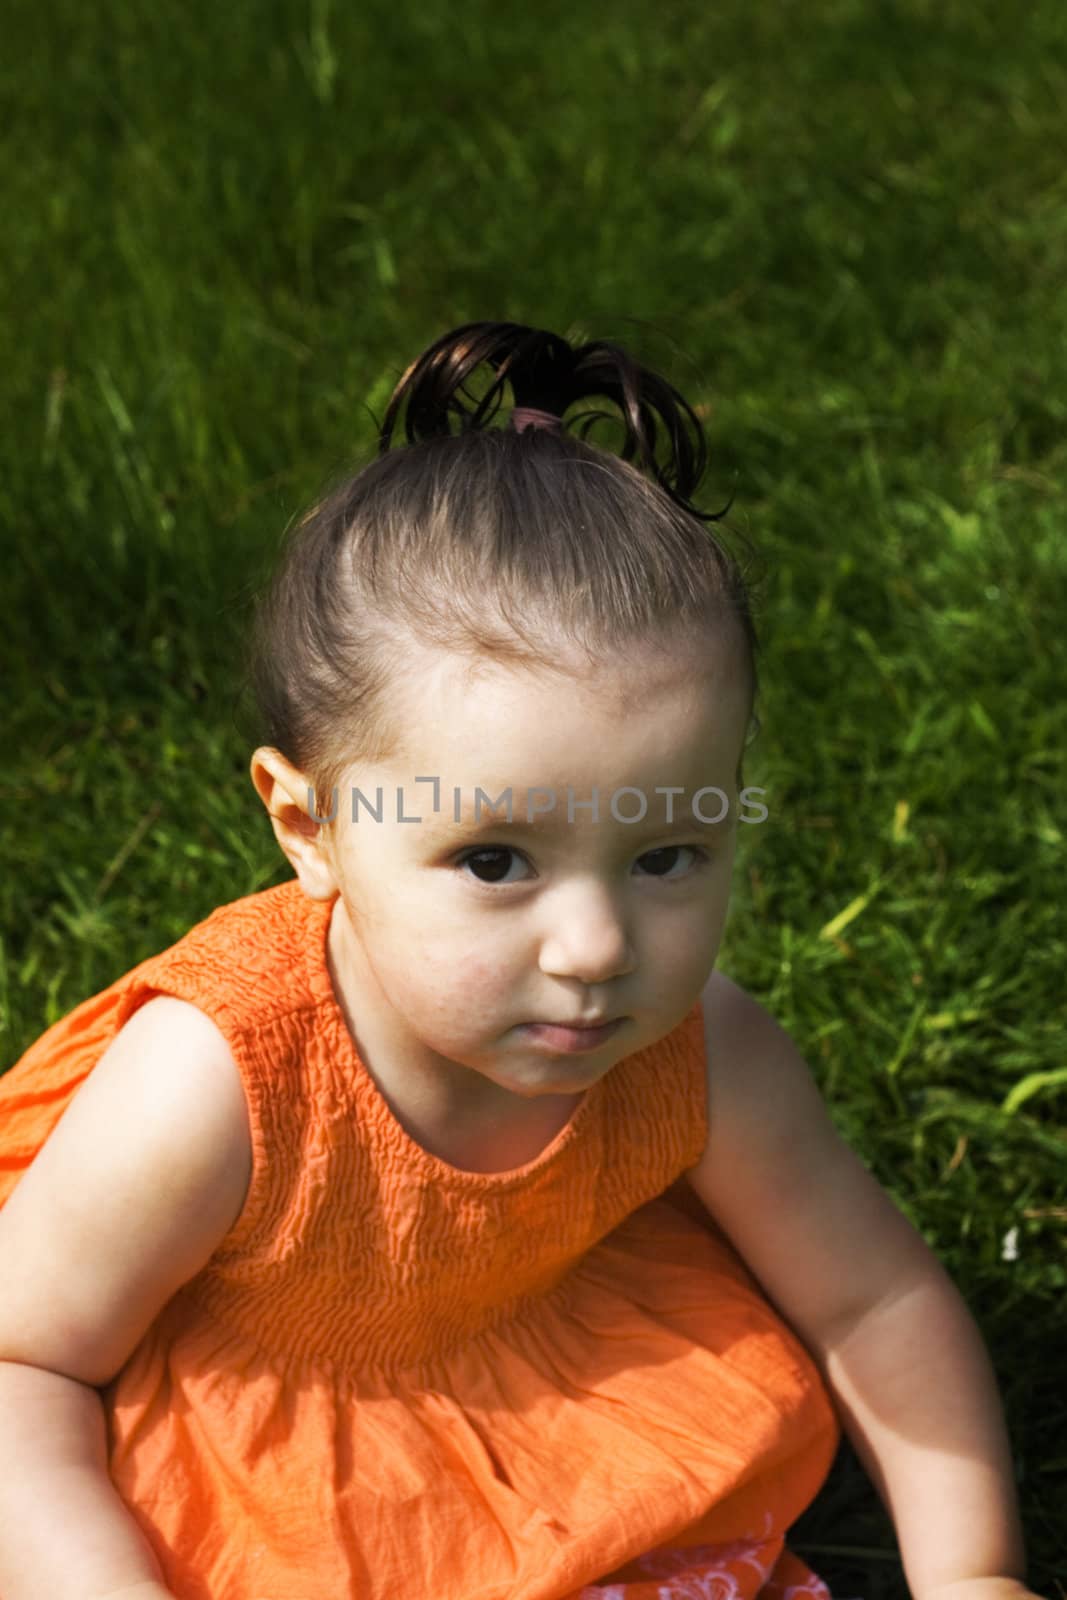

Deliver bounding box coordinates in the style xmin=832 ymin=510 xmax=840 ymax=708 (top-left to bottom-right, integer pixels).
xmin=814 ymin=1266 xmax=1028 ymax=1599
xmin=0 ymin=1360 xmax=174 ymax=1600
xmin=689 ymin=974 xmax=1041 ymax=1599
xmin=0 ymin=995 xmax=252 ymax=1600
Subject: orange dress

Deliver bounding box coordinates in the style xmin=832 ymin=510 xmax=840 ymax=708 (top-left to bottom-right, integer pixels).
xmin=0 ymin=879 xmax=841 ymax=1600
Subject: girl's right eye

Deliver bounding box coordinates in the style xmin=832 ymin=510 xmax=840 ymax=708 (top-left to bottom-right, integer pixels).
xmin=454 ymin=847 xmax=530 ymax=886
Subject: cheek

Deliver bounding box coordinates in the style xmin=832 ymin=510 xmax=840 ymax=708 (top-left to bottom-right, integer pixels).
xmin=425 ymin=943 xmax=509 ymax=991
xmin=401 ymin=951 xmax=514 ymax=1044
xmin=651 ymin=903 xmax=726 ymax=985
xmin=392 ymin=936 xmax=504 ymax=1002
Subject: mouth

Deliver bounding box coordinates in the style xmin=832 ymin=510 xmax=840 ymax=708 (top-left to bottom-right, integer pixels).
xmin=521 ymin=1018 xmax=625 ymax=1053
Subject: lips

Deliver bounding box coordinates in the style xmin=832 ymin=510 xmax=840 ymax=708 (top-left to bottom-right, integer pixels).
xmin=522 ymin=1018 xmax=625 ymax=1053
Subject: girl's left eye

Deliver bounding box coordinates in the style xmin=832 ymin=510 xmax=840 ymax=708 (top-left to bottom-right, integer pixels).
xmin=638 ymin=845 xmax=709 ymax=879
xmin=453 ymin=844 xmax=710 ymax=888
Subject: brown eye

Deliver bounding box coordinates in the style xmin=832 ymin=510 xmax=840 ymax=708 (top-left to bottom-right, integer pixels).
xmin=637 ymin=846 xmax=709 ymax=880
xmin=455 ymin=848 xmax=529 ymax=885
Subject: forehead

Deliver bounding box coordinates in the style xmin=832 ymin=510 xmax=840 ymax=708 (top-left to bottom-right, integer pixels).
xmin=379 ymin=632 xmax=749 ymax=782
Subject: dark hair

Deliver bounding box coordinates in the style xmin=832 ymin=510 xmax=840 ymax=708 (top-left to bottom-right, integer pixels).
xmin=242 ymin=320 xmax=762 ymax=821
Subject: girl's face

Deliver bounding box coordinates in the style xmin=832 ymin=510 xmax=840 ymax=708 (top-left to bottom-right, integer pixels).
xmin=258 ymin=632 xmax=751 ymax=1116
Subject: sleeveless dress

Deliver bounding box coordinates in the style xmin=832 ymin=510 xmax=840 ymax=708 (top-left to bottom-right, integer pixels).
xmin=0 ymin=878 xmax=842 ymax=1600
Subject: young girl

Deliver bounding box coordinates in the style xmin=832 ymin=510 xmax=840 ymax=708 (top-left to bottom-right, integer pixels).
xmin=0 ymin=322 xmax=1039 ymax=1600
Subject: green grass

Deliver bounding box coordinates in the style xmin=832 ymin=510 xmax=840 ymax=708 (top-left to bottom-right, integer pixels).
xmin=2 ymin=0 xmax=1066 ymax=1592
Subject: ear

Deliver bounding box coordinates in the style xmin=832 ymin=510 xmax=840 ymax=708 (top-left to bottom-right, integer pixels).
xmin=249 ymin=746 xmax=339 ymax=900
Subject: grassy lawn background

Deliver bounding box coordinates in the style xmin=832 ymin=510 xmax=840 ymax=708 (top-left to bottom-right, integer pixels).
xmin=2 ymin=1 xmax=1065 ymax=1593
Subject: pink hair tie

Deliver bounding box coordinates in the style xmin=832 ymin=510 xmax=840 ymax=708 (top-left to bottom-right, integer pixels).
xmin=510 ymin=405 xmax=562 ymax=432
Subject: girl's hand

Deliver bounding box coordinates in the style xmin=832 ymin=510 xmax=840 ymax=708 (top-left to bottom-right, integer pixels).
xmin=919 ymin=1581 xmax=1048 ymax=1600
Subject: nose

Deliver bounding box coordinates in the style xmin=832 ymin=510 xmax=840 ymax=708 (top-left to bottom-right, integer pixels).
xmin=537 ymin=882 xmax=636 ymax=985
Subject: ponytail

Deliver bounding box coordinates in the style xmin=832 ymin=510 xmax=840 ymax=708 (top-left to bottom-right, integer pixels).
xmin=377 ymin=320 xmax=736 ymax=526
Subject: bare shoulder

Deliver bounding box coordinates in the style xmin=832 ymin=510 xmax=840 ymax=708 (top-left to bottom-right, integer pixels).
xmin=97 ymin=995 xmax=254 ymax=1224
xmin=684 ymin=966 xmax=819 ymax=1171
xmin=0 ymin=994 xmax=253 ymax=1385
xmin=696 ymin=968 xmax=782 ymax=1066
xmin=102 ymin=996 xmax=252 ymax=1177
xmin=684 ymin=967 xmax=820 ymax=1203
